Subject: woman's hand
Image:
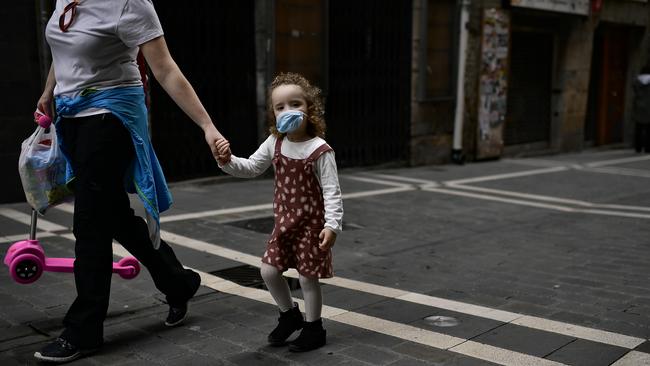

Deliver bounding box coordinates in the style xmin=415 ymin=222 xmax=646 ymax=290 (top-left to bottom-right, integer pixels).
xmin=318 ymin=228 xmax=337 ymax=251
xmin=204 ymin=125 xmax=225 ymax=160
xmin=36 ymin=92 xmax=53 ymax=119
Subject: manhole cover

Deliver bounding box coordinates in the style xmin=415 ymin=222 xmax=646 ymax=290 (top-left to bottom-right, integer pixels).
xmin=424 ymin=316 xmax=460 ymax=327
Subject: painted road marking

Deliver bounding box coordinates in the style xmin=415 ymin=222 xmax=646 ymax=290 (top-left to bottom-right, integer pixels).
xmin=0 ymin=208 xmax=67 ymax=232
xmin=41 ymin=178 xmax=649 ymax=349
xmin=0 ymin=232 xmax=58 ymax=244
xmin=585 ymin=154 xmax=650 ymax=168
xmin=110 ymin=241 xmax=568 ymax=366
xmin=444 ymin=167 xmax=569 ymax=185
xmin=356 ymin=171 xmax=650 ymax=219
xmin=157 ymin=230 xmax=645 ymax=349
xmin=609 ymin=351 xmax=650 ymax=366
xmin=444 ymin=183 xmax=650 ymax=213
xmin=17 ymin=214 xmax=643 ymax=350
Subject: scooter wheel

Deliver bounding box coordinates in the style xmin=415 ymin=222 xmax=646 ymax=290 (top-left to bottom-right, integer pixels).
xmin=10 ymin=254 xmax=44 ymax=284
xmin=117 ymin=257 xmax=140 ymax=279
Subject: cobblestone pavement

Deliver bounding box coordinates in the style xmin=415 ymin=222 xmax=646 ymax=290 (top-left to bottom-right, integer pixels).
xmin=1 ymin=148 xmax=649 ymax=365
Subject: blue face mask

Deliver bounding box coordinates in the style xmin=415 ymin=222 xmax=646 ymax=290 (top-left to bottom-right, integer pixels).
xmin=276 ymin=110 xmax=304 ymax=133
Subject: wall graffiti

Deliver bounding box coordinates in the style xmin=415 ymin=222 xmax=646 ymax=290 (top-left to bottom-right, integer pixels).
xmin=476 ymin=8 xmax=510 ymax=159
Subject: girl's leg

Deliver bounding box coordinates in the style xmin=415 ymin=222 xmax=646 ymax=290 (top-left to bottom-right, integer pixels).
xmin=260 ymin=263 xmax=294 ymax=311
xmin=289 ymin=275 xmax=326 ymax=352
xmin=261 ymin=263 xmax=303 ymax=346
xmin=298 ymin=275 xmax=322 ymax=322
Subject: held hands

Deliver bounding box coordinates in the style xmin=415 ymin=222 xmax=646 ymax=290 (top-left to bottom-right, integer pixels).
xmin=204 ymin=125 xmax=226 ymax=159
xmin=318 ymin=228 xmax=337 ymax=251
xmin=214 ymin=138 xmax=231 ymax=165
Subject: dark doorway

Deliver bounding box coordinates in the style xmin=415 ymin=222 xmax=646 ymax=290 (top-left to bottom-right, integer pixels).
xmin=327 ymin=0 xmax=412 ymax=167
xmin=504 ymin=31 xmax=553 ymax=146
xmin=150 ymin=1 xmax=257 ymax=181
xmin=585 ymin=25 xmax=629 ymax=145
xmin=1 ymin=2 xmax=42 ymax=203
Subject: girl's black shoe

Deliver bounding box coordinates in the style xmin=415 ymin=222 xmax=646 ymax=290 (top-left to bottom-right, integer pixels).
xmin=268 ymin=303 xmax=303 ymax=346
xmin=288 ymin=318 xmax=326 ymax=352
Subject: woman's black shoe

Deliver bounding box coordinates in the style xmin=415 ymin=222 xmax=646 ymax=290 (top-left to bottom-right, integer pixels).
xmin=165 ymin=270 xmax=200 ymax=327
xmin=288 ymin=318 xmax=326 ymax=352
xmin=268 ymin=303 xmax=303 ymax=346
xmin=34 ymin=337 xmax=98 ymax=363
xmin=165 ymin=303 xmax=188 ymax=326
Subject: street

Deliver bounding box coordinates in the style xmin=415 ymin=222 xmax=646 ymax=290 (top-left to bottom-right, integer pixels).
xmin=1 ymin=148 xmax=649 ymax=365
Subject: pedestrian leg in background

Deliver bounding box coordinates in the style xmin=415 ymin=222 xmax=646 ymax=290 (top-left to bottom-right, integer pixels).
xmin=635 ymin=123 xmax=648 ymax=153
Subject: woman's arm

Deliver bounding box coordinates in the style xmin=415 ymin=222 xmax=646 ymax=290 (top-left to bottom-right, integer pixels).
xmin=139 ymin=36 xmax=225 ymax=159
xmin=37 ymin=65 xmax=56 ymax=117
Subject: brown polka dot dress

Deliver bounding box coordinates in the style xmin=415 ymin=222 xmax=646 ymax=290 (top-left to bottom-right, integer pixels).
xmin=262 ymin=137 xmax=334 ymax=279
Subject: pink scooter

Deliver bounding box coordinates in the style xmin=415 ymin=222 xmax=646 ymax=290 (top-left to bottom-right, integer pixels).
xmin=4 ymin=113 xmax=140 ymax=284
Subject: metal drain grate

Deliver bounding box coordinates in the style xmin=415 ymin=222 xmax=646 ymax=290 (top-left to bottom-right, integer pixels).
xmin=226 ymin=216 xmax=362 ymax=234
xmin=210 ymin=265 xmax=300 ymax=290
xmin=226 ymin=217 xmax=275 ymax=234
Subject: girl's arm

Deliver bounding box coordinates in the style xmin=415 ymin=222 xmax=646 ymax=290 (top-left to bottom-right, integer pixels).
xmin=139 ymin=36 xmax=224 ymax=159
xmin=315 ymin=151 xmax=343 ymax=234
xmin=220 ymin=135 xmax=275 ymax=178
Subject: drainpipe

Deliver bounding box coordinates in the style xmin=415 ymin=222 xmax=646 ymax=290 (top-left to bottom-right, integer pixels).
xmin=451 ymin=0 xmax=470 ymax=164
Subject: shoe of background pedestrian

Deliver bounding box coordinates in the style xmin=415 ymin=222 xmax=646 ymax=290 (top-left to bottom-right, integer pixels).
xmin=34 ymin=337 xmax=97 ymax=363
xmin=268 ymin=303 xmax=304 ymax=346
xmin=165 ymin=270 xmax=201 ymax=327
xmin=288 ymin=318 xmax=326 ymax=352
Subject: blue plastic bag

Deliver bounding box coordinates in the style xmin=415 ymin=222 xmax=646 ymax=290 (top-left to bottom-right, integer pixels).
xmin=18 ymin=124 xmax=72 ymax=214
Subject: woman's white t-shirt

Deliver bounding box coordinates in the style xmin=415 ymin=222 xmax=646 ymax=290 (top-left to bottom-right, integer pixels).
xmin=45 ymin=0 xmax=163 ymax=100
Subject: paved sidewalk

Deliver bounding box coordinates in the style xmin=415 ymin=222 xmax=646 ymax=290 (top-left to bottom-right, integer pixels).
xmin=1 ymin=148 xmax=650 ymax=365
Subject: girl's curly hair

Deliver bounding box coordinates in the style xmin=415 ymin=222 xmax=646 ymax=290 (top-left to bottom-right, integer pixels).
xmin=267 ymin=72 xmax=326 ymax=138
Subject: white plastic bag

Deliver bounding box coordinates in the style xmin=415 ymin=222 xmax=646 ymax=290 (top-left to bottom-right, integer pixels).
xmin=18 ymin=124 xmax=72 ymax=214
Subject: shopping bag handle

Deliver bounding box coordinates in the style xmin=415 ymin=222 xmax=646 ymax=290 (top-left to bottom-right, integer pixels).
xmin=34 ymin=110 xmax=52 ymax=129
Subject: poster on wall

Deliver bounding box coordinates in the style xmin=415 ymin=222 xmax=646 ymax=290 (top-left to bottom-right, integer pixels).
xmin=509 ymin=0 xmax=590 ymax=16
xmin=476 ymin=8 xmax=510 ymax=160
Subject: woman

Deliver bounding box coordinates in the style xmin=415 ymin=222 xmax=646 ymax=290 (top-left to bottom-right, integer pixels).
xmin=33 ymin=0 xmax=229 ymax=363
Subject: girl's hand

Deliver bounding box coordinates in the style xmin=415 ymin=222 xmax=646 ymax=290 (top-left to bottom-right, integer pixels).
xmin=215 ymin=138 xmax=231 ymax=165
xmin=318 ymin=228 xmax=337 ymax=251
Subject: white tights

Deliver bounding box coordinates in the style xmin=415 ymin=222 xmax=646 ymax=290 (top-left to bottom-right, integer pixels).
xmin=260 ymin=263 xmax=322 ymax=322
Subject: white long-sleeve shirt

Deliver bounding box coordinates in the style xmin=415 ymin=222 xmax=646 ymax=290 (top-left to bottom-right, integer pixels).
xmin=220 ymin=135 xmax=343 ymax=234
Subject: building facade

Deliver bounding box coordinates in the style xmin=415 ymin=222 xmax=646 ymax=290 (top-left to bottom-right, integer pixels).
xmin=2 ymin=0 xmax=648 ymax=203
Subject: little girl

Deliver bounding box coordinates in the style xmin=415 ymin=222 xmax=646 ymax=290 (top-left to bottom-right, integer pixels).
xmin=215 ymin=72 xmax=343 ymax=352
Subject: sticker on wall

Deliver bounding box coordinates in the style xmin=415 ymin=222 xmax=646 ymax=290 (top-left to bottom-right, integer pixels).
xmin=476 ymin=8 xmax=510 ymax=159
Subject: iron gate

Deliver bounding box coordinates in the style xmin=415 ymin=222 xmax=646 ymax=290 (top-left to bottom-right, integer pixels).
xmin=150 ymin=1 xmax=257 ymax=181
xmin=504 ymin=31 xmax=553 ymax=146
xmin=327 ymin=0 xmax=412 ymax=167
